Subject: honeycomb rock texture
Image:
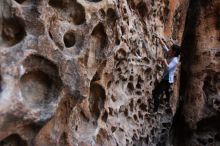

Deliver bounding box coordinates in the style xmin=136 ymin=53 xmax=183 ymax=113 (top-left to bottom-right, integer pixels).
xmin=1 ymin=0 xmax=213 ymax=146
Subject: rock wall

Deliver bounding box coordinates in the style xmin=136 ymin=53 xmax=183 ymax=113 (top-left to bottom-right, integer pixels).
xmin=0 ymin=0 xmax=189 ymax=146
xmin=172 ymin=0 xmax=220 ymax=146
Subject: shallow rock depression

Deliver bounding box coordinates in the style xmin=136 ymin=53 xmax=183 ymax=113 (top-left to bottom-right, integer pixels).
xmin=0 ymin=0 xmax=219 ymax=146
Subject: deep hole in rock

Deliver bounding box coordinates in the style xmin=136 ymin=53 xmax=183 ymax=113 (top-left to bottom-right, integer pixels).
xmin=138 ymin=111 xmax=143 ymax=120
xmin=115 ymin=29 xmax=120 ymax=45
xmin=86 ymin=0 xmax=102 ymax=2
xmin=127 ymin=82 xmax=134 ymax=92
xmin=208 ymin=138 xmax=213 ymax=143
xmin=215 ymin=133 xmax=220 ymax=141
xmin=59 ymin=132 xmax=69 ymax=146
xmin=91 ymin=71 xmax=101 ymax=82
xmin=139 ymin=103 xmax=147 ymax=111
xmin=197 ymin=138 xmax=207 ymax=145
xmin=129 ymin=76 xmax=134 ymax=81
xmin=136 ymin=91 xmax=142 ymax=95
xmin=124 ymin=108 xmax=128 ymax=116
xmin=162 ymin=122 xmax=171 ymax=128
xmin=137 ymin=99 xmax=141 ymax=104
xmin=89 ymin=83 xmax=106 ymax=120
xmin=21 ymin=55 xmax=62 ymax=106
xmin=0 ymin=134 xmax=27 ymax=146
xmin=64 ymin=31 xmax=75 ymax=48
xmin=119 ymin=128 xmax=124 ymax=132
xmin=132 ymin=133 xmax=138 ymax=141
xmin=145 ymin=68 xmax=152 ymax=73
xmin=98 ymin=9 xmax=106 ymax=18
xmin=136 ymin=83 xmax=141 ymax=89
xmin=107 ymin=81 xmax=111 ymax=88
xmin=127 ymin=0 xmax=135 ymax=10
xmin=111 ymin=95 xmax=117 ymax=102
xmin=27 ymin=123 xmax=43 ymax=134
xmin=136 ymin=1 xmax=148 ymax=18
xmin=14 ymin=0 xmax=26 ymax=4
xmin=91 ymin=23 xmax=108 ymax=50
xmin=111 ymin=126 xmax=117 ymax=133
xmin=2 ymin=16 xmax=26 ymax=46
xmin=215 ymin=52 xmax=220 ymax=57
xmin=70 ymin=2 xmax=86 ymax=25
xmin=20 ymin=71 xmax=53 ymax=104
xmin=115 ymin=48 xmax=126 ymax=60
xmin=143 ymin=57 xmax=150 ymax=64
xmin=214 ymin=99 xmax=220 ymax=107
xmin=101 ymin=110 xmax=108 ymax=122
xmin=123 ymin=8 xmax=127 ymax=14
xmin=129 ymin=99 xmax=134 ymax=112
xmin=49 ymin=0 xmax=86 ymax=25
xmin=121 ymin=26 xmax=125 ymax=35
xmin=197 ymin=116 xmax=220 ymax=132
xmin=107 ymin=8 xmax=118 ymax=22
xmin=22 ymin=55 xmax=59 ymax=75
xmin=133 ymin=114 xmax=138 ymax=121
xmin=49 ymin=0 xmax=68 ymax=8
xmin=109 ymin=107 xmax=113 ymax=116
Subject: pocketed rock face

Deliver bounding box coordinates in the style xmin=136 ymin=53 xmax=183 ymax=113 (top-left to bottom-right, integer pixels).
xmin=0 ymin=0 xmax=188 ymax=146
xmin=172 ymin=0 xmax=220 ymax=146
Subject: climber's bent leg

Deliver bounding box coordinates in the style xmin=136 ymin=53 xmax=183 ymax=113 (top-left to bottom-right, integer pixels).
xmin=153 ymin=80 xmax=168 ymax=112
xmin=165 ymin=81 xmax=172 ymax=102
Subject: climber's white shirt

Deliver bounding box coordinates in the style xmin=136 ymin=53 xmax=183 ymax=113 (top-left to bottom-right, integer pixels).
xmin=162 ymin=45 xmax=179 ymax=83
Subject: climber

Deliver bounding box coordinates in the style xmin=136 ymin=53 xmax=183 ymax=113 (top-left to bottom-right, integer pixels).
xmin=153 ymin=37 xmax=181 ymax=112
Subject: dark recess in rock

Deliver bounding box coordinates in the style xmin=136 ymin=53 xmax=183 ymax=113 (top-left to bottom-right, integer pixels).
xmin=91 ymin=23 xmax=108 ymax=59
xmin=107 ymin=8 xmax=118 ymax=21
xmin=89 ymin=83 xmax=106 ymax=120
xmin=2 ymin=17 xmax=26 ymax=46
xmin=136 ymin=1 xmax=148 ymax=18
xmin=0 ymin=134 xmax=28 ymax=146
xmin=59 ymin=132 xmax=69 ymax=146
xmin=20 ymin=71 xmax=53 ymax=104
xmin=92 ymin=23 xmax=108 ymax=49
xmin=64 ymin=31 xmax=76 ymax=48
xmin=179 ymin=0 xmax=201 ymax=97
xmin=48 ymin=0 xmax=68 ymax=8
xmin=70 ymin=3 xmax=86 ymax=25
xmin=20 ymin=55 xmax=62 ymax=106
xmin=15 ymin=0 xmax=26 ymax=4
xmin=86 ymin=0 xmax=102 ymax=2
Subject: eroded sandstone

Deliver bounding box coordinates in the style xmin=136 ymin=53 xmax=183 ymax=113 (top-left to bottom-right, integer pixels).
xmin=0 ymin=0 xmax=211 ymax=146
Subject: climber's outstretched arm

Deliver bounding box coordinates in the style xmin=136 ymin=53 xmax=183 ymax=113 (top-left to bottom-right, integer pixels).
xmin=159 ymin=38 xmax=169 ymax=53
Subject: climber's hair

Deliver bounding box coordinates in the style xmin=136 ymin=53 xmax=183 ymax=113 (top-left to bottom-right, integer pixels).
xmin=171 ymin=44 xmax=181 ymax=57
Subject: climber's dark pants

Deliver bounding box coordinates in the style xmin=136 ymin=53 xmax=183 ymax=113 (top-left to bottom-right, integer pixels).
xmin=153 ymin=80 xmax=172 ymax=112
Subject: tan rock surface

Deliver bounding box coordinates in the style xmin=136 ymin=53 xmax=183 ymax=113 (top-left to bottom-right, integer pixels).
xmin=0 ymin=0 xmax=201 ymax=146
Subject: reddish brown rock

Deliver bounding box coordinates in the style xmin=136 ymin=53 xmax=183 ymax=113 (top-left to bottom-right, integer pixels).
xmin=172 ymin=0 xmax=220 ymax=146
